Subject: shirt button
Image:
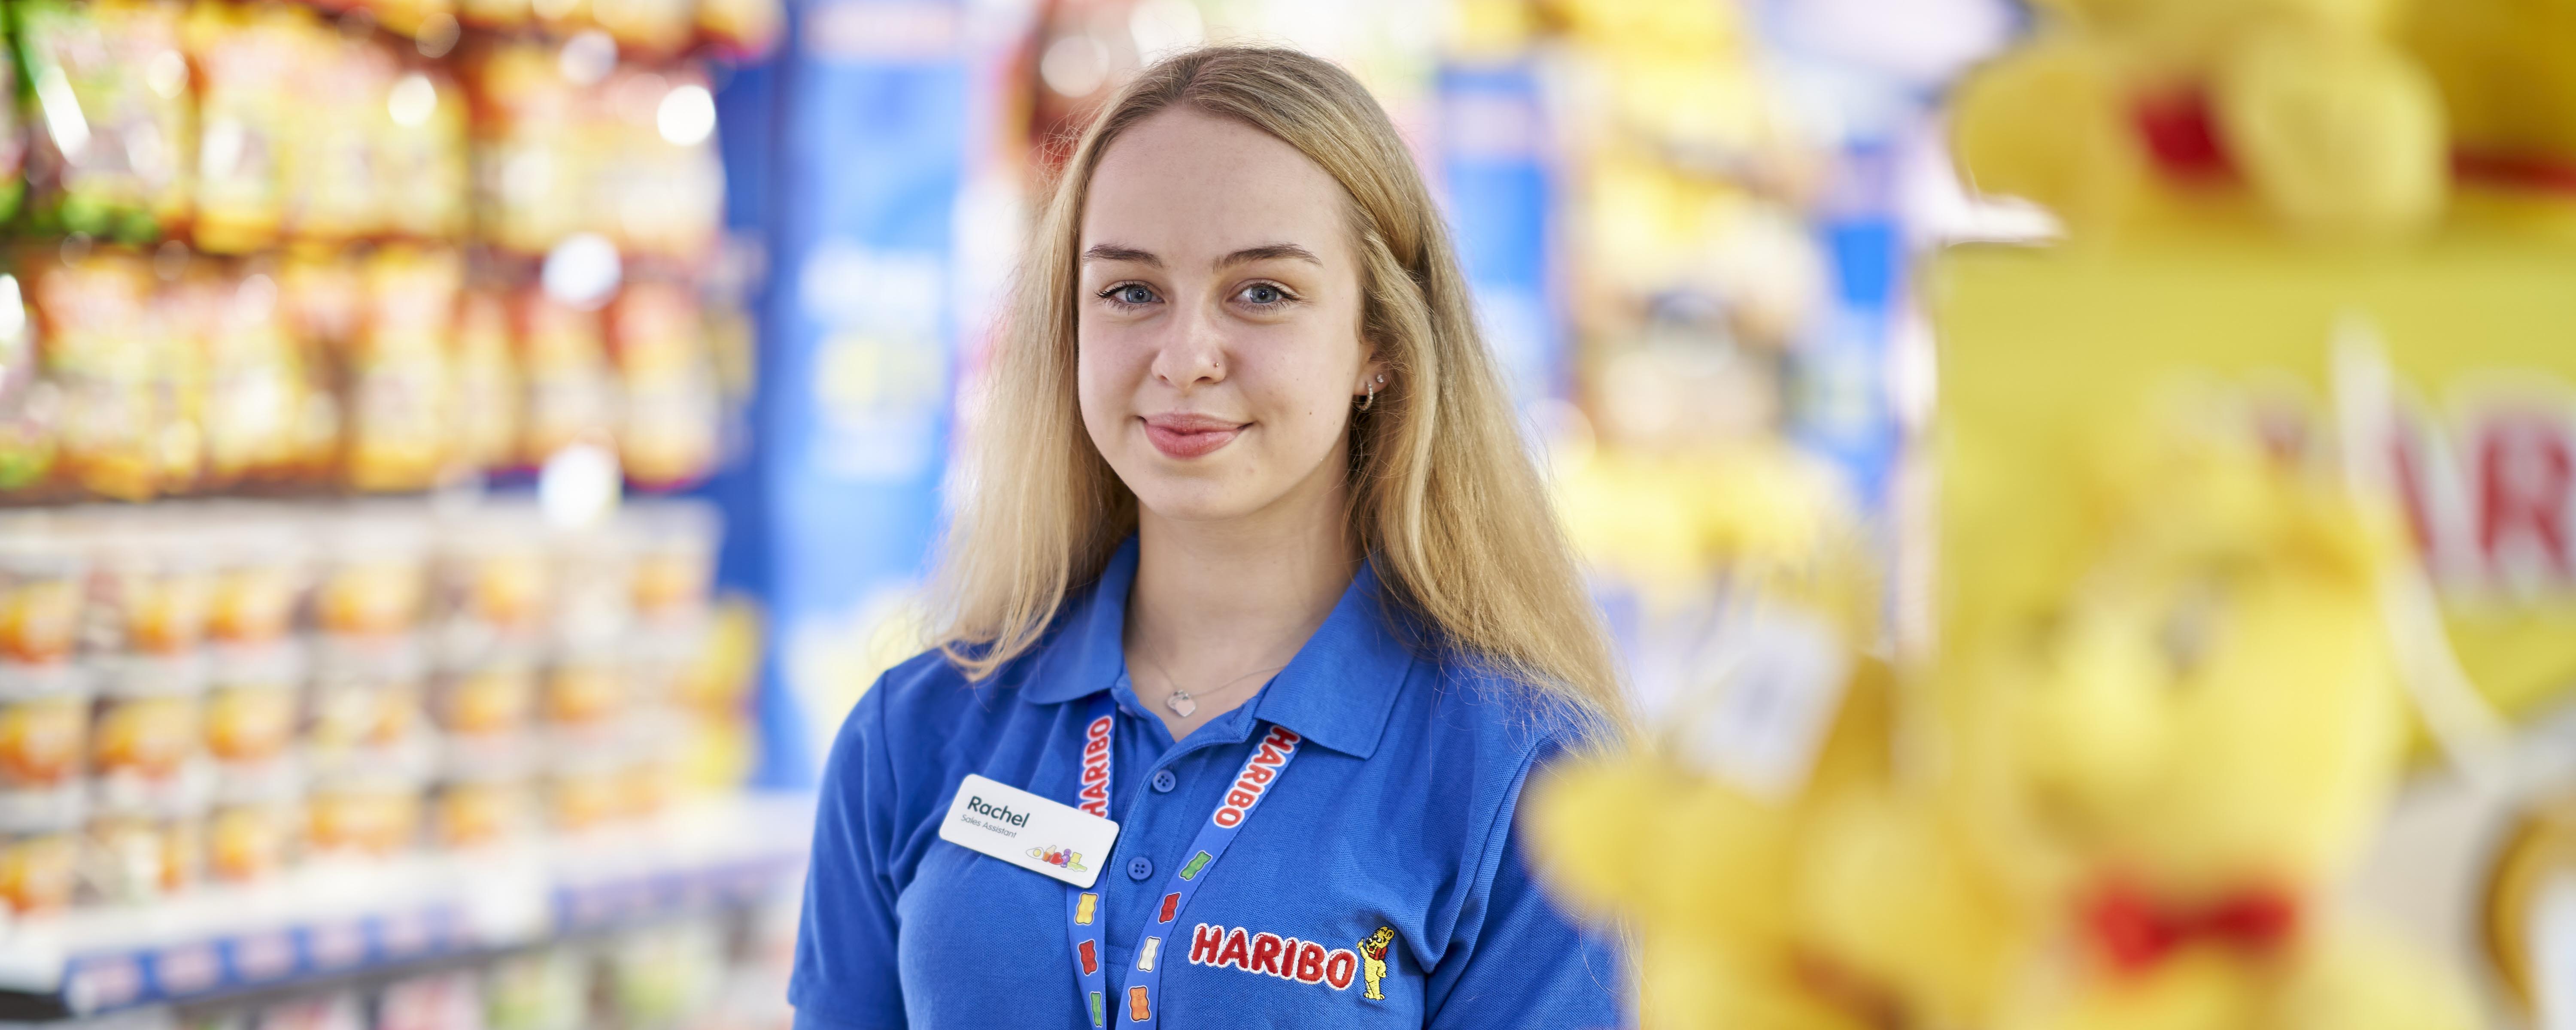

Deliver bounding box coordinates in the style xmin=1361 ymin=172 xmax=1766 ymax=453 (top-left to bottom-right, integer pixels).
xmin=1150 ymin=769 xmax=1178 ymax=794
xmin=1127 ymin=856 xmax=1154 ymax=882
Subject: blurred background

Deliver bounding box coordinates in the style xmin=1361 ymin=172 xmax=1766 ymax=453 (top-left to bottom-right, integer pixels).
xmin=4 ymin=0 xmax=2575 ymax=1026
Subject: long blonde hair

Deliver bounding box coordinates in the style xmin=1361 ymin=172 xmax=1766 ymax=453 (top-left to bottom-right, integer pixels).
xmin=929 ymin=45 xmax=1625 ymax=729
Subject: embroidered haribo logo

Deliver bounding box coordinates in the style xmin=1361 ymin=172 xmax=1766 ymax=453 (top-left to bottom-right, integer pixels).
xmin=1027 ymin=845 xmax=1088 ymax=872
xmin=1077 ymin=715 xmax=1113 ymax=817
xmin=1358 ymin=926 xmax=1395 ymax=1001
xmin=1188 ymin=924 xmax=1359 ymax=990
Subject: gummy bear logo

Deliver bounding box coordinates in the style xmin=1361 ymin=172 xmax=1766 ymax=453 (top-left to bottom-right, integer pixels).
xmin=1027 ymin=845 xmax=1088 ymax=872
xmin=1358 ymin=926 xmax=1395 ymax=1001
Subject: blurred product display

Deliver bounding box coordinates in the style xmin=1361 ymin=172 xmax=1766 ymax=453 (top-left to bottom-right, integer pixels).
xmin=0 ymin=497 xmax=745 ymax=889
xmin=0 ymin=0 xmax=762 ymax=504
xmin=0 ymin=497 xmax=782 ymax=1021
xmin=0 ymin=0 xmax=781 ymax=1021
xmin=18 ymin=892 xmax=795 ymax=1030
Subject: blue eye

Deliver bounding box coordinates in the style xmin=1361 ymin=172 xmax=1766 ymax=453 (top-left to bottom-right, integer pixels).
xmin=1097 ymin=282 xmax=1158 ymax=307
xmin=1239 ymin=282 xmax=1292 ymax=307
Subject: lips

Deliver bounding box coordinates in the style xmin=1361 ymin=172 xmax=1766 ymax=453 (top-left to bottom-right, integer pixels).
xmin=1142 ymin=413 xmax=1245 ymax=459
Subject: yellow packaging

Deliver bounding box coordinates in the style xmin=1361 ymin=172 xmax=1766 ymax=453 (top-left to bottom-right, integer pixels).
xmin=591 ymin=0 xmax=690 ymax=55
xmin=374 ymin=64 xmax=469 ymax=241
xmin=466 ymin=43 xmax=583 ymax=255
xmin=1932 ymin=228 xmax=2576 ymax=721
xmin=435 ymin=661 xmax=535 ymax=736
xmin=449 ymin=290 xmax=520 ymax=472
xmin=187 ymin=3 xmax=315 ymax=256
xmin=695 ymin=0 xmax=781 ymax=59
xmin=455 ymin=0 xmax=528 ymax=30
xmin=434 ymin=776 xmax=534 ymax=848
xmin=0 ymin=576 xmax=79 ymax=664
xmin=544 ymin=761 xmax=621 ymax=833
xmin=623 ymin=501 xmax=716 ymax=622
xmin=620 ymin=752 xmax=674 ymax=820
xmin=276 ymin=250 xmax=361 ymax=483
xmin=93 ymin=692 xmax=201 ymax=779
xmin=432 ymin=735 xmax=538 ymax=848
xmin=196 ymin=271 xmax=310 ymax=486
xmin=345 ymin=248 xmax=461 ymax=493
xmin=366 ymin=0 xmax=460 ymax=45
xmin=0 ymin=666 xmax=89 ymax=789
xmin=677 ymin=714 xmax=752 ymax=794
xmin=205 ymin=680 xmax=293 ymax=763
xmin=0 ymin=828 xmax=75 ymax=912
xmin=316 ymin=515 xmax=428 ymax=637
xmin=17 ymin=0 xmax=196 ymax=242
xmin=513 ymin=290 xmax=612 ymax=466
xmin=542 ymin=657 xmax=622 ymax=727
xmin=609 ymin=282 xmax=717 ymax=488
xmin=206 ymin=524 xmax=304 ymax=647
xmin=207 ymin=795 xmax=298 ymax=882
xmin=0 ymin=530 xmax=85 ymax=664
xmin=670 ymin=600 xmax=755 ymax=713
xmin=286 ymin=30 xmax=395 ymax=243
xmin=598 ymin=68 xmax=722 ymax=261
xmin=434 ymin=509 xmax=551 ymax=641
xmin=307 ymin=778 xmax=419 ymax=858
xmin=32 ymin=252 xmax=161 ymax=500
xmin=88 ymin=529 xmax=215 ymax=656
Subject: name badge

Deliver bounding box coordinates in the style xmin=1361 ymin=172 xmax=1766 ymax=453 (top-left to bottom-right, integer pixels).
xmin=939 ymin=773 xmax=1121 ymax=888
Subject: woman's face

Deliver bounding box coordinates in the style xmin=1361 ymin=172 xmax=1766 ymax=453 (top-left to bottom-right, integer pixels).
xmin=1076 ymin=108 xmax=1379 ymax=526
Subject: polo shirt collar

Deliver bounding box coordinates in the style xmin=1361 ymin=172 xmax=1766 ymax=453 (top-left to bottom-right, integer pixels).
xmin=1021 ymin=536 xmax=1414 ymax=760
xmin=1019 ymin=536 xmax=1142 ymax=707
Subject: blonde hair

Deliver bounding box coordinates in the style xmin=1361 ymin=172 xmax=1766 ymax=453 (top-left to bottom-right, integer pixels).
xmin=929 ymin=45 xmax=1625 ymax=730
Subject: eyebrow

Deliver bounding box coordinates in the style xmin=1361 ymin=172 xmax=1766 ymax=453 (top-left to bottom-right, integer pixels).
xmin=1218 ymin=243 xmax=1321 ymax=267
xmin=1078 ymin=242 xmax=1323 ymax=269
xmin=1082 ymin=244 xmax=1160 ymax=267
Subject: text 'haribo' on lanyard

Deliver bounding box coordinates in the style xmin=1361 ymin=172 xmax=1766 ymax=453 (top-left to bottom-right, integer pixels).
xmin=1062 ymin=694 xmax=1301 ymax=1027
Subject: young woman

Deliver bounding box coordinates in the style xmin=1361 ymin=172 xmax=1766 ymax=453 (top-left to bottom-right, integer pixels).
xmin=789 ymin=46 xmax=1628 ymax=1029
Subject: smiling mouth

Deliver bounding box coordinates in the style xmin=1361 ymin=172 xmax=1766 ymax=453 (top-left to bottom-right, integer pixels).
xmin=1142 ymin=415 xmax=1245 ymax=459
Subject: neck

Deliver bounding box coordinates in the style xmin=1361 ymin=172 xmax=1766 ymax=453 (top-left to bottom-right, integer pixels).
xmin=1125 ymin=474 xmax=1359 ymax=739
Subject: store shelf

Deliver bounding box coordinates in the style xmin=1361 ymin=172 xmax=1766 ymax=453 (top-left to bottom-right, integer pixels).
xmin=0 ymin=793 xmax=814 ymax=1021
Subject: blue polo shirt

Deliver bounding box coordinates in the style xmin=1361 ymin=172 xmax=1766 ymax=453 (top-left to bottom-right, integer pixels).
xmin=788 ymin=539 xmax=1625 ymax=1028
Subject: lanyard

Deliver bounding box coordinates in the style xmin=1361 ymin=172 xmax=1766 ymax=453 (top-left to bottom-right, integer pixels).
xmin=1062 ymin=691 xmax=1302 ymax=1027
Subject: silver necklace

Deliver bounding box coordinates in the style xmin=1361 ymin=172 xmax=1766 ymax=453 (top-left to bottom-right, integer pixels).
xmin=1138 ymin=652 xmax=1286 ymax=718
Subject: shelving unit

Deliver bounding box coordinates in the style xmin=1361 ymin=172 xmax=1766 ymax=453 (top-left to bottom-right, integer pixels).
xmin=0 ymin=794 xmax=811 ymax=1020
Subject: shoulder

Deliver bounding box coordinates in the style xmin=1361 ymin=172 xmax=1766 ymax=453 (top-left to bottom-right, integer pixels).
xmin=1371 ymin=645 xmax=1605 ymax=865
xmin=1354 ymin=596 xmax=1606 ymax=765
xmin=828 ymin=633 xmax=1064 ymax=760
xmin=867 ymin=646 xmax=991 ymax=720
xmin=1408 ymin=646 xmax=1608 ymax=772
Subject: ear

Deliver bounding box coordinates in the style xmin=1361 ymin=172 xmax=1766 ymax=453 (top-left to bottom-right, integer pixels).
xmin=1354 ymin=345 xmax=1390 ymax=400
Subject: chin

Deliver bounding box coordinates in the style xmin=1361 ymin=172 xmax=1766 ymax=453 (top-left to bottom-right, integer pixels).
xmin=1127 ymin=478 xmax=1272 ymax=524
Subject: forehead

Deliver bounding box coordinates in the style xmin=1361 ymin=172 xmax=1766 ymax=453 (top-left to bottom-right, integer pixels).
xmin=1080 ymin=108 xmax=1349 ymax=258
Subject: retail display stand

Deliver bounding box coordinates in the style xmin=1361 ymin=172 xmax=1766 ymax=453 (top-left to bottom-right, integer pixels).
xmin=0 ymin=794 xmax=807 ymax=1020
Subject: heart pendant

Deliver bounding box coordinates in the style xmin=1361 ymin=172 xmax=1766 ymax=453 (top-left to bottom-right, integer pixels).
xmin=1165 ymin=691 xmax=1197 ymax=718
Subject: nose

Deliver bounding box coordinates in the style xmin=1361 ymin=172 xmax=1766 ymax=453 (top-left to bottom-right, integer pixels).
xmin=1148 ymin=299 xmax=1227 ymax=391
